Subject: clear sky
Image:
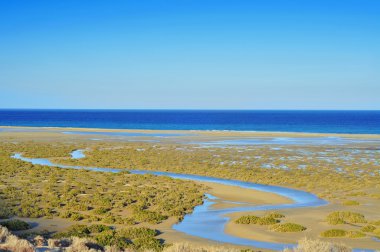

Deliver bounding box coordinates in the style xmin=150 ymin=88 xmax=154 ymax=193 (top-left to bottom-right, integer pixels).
xmin=0 ymin=0 xmax=379 ymax=109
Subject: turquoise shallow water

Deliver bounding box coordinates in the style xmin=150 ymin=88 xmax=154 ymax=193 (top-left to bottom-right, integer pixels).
xmin=11 ymin=151 xmax=375 ymax=252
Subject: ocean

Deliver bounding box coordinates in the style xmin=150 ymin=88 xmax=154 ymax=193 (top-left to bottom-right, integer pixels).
xmin=0 ymin=109 xmax=379 ymax=134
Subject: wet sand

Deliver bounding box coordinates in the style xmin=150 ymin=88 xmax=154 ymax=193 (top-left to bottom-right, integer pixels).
xmin=2 ymin=126 xmax=380 ymax=140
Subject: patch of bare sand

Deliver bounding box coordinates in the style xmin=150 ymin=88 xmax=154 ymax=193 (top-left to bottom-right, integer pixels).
xmin=199 ymin=181 xmax=292 ymax=209
xmin=11 ymin=217 xmax=76 ymax=234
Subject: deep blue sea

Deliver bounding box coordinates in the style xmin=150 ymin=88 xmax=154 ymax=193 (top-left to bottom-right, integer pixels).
xmin=0 ymin=109 xmax=379 ymax=134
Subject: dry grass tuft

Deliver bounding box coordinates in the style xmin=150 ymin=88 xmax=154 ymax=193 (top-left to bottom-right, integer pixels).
xmin=0 ymin=233 xmax=34 ymax=252
xmin=164 ymin=243 xmax=242 ymax=252
xmin=0 ymin=225 xmax=10 ymax=242
xmin=282 ymin=237 xmax=351 ymax=252
xmin=65 ymin=237 xmax=103 ymax=252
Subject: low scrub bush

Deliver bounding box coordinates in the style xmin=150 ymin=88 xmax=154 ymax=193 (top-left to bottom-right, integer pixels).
xmin=326 ymin=211 xmax=366 ymax=225
xmin=117 ymin=227 xmax=158 ymax=239
xmin=346 ymin=230 xmax=365 ymax=238
xmin=270 ymin=223 xmax=306 ymax=232
xmin=320 ymin=229 xmax=366 ymax=239
xmin=0 ymin=219 xmax=31 ymax=231
xmin=235 ymin=215 xmax=260 ymax=224
xmin=235 ymin=215 xmax=279 ymax=225
xmin=266 ymin=212 xmax=285 ymax=219
xmin=320 ymin=229 xmax=347 ymax=238
xmin=93 ymin=207 xmax=110 ymax=215
xmin=51 ymin=225 xmax=161 ymax=251
xmin=53 ymin=225 xmax=90 ymax=238
xmin=0 ymin=206 xmax=12 ymax=219
xmin=88 ymin=224 xmax=112 ymax=233
xmin=131 ymin=237 xmax=164 ymax=251
xmin=94 ymin=229 xmax=129 ymax=248
xmin=70 ymin=212 xmax=84 ymax=221
xmin=256 ymin=216 xmax=279 ymax=225
xmin=361 ymin=225 xmax=376 ymax=232
xmin=342 ymin=200 xmax=360 ymax=206
xmin=133 ymin=210 xmax=167 ymax=224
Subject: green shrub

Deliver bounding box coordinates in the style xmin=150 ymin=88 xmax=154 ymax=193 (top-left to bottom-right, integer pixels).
xmin=0 ymin=219 xmax=30 ymax=231
xmin=0 ymin=206 xmax=12 ymax=219
xmin=235 ymin=215 xmax=279 ymax=225
xmin=94 ymin=229 xmax=129 ymax=248
xmin=95 ymin=229 xmax=115 ymax=246
xmin=88 ymin=215 xmax=101 ymax=222
xmin=123 ymin=217 xmax=136 ymax=225
xmin=93 ymin=207 xmax=110 ymax=215
xmin=53 ymin=224 xmax=90 ymax=238
xmin=117 ymin=227 xmax=158 ymax=239
xmin=70 ymin=212 xmax=84 ymax=221
xmin=256 ymin=217 xmax=279 ymax=225
xmin=132 ymin=237 xmax=163 ymax=251
xmin=326 ymin=211 xmax=366 ymax=225
xmin=133 ymin=210 xmax=167 ymax=224
xmin=320 ymin=229 xmax=365 ymax=239
xmin=346 ymin=230 xmax=365 ymax=238
xmin=361 ymin=225 xmax=376 ymax=232
xmin=59 ymin=211 xmax=72 ymax=218
xmin=101 ymin=214 xmax=124 ymax=224
xmin=235 ymin=215 xmax=260 ymax=224
xmin=342 ymin=200 xmax=360 ymax=206
xmin=266 ymin=212 xmax=285 ymax=219
xmin=88 ymin=224 xmax=112 ymax=233
xmin=320 ymin=229 xmax=347 ymax=237
xmin=270 ymin=223 xmax=306 ymax=232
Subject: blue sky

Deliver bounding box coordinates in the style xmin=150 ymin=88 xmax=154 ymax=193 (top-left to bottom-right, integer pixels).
xmin=0 ymin=0 xmax=379 ymax=109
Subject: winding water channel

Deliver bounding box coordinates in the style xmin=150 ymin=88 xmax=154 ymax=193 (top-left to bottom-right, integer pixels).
xmin=11 ymin=151 xmax=374 ymax=252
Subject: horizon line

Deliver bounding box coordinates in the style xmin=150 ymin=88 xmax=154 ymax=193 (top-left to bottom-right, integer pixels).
xmin=1 ymin=108 xmax=380 ymax=111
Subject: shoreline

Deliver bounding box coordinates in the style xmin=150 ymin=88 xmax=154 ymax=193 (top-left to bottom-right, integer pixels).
xmin=2 ymin=125 xmax=380 ymax=138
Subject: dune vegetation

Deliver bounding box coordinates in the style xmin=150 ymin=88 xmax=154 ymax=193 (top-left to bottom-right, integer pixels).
xmin=319 ymin=211 xmax=380 ymax=239
xmin=235 ymin=215 xmax=280 ymax=225
xmin=269 ymin=223 xmax=307 ymax=233
xmin=0 ymin=142 xmax=206 ymax=251
xmin=235 ymin=213 xmax=306 ymax=233
xmin=0 ymin=219 xmax=30 ymax=231
xmin=326 ymin=211 xmax=367 ymax=225
xmin=1 ymin=133 xmax=380 ymax=249
xmin=46 ymin=140 xmax=380 ymax=203
xmin=0 ymin=143 xmax=205 ymax=224
xmin=0 ymin=224 xmax=361 ymax=252
xmin=52 ymin=224 xmax=164 ymax=251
